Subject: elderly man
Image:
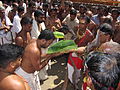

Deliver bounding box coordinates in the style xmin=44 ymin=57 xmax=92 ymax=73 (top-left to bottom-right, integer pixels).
xmin=85 ymin=51 xmax=120 ymax=90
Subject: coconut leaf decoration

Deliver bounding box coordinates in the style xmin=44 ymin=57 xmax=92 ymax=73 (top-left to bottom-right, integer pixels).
xmin=53 ymin=31 xmax=64 ymax=38
xmin=47 ymin=40 xmax=78 ymax=54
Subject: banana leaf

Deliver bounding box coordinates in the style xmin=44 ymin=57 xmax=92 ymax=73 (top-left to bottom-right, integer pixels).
xmin=47 ymin=40 xmax=78 ymax=54
xmin=53 ymin=31 xmax=64 ymax=38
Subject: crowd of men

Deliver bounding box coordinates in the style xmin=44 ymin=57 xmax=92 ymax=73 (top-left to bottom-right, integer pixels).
xmin=0 ymin=0 xmax=120 ymax=90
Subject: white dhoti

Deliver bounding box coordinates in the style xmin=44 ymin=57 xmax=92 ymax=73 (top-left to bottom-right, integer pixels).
xmin=15 ymin=67 xmax=41 ymax=90
xmin=67 ymin=53 xmax=83 ymax=84
xmin=38 ymin=65 xmax=48 ymax=80
xmin=0 ymin=31 xmax=13 ymax=45
xmin=38 ymin=48 xmax=50 ymax=81
xmin=67 ymin=63 xmax=81 ymax=83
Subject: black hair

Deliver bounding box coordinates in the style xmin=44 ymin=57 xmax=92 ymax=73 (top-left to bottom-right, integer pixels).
xmin=79 ymin=16 xmax=91 ymax=24
xmin=103 ymin=18 xmax=112 ymax=25
xmin=99 ymin=23 xmax=113 ymax=37
xmin=61 ymin=25 xmax=69 ymax=31
xmin=79 ymin=4 xmax=87 ymax=11
xmin=91 ymin=6 xmax=98 ymax=10
xmin=97 ymin=6 xmax=105 ymax=11
xmin=70 ymin=9 xmax=77 ymax=15
xmin=21 ymin=17 xmax=33 ymax=26
xmin=86 ymin=52 xmax=120 ymax=89
xmin=43 ymin=3 xmax=49 ymax=8
xmin=50 ymin=8 xmax=57 ymax=12
xmin=0 ymin=44 xmax=24 ymax=69
xmin=49 ymin=8 xmax=58 ymax=16
xmin=64 ymin=1 xmax=73 ymax=7
xmin=17 ymin=6 xmax=24 ymax=12
xmin=28 ymin=1 xmax=36 ymax=8
xmin=111 ymin=8 xmax=119 ymax=15
xmin=59 ymin=25 xmax=69 ymax=34
xmin=34 ymin=10 xmax=44 ymax=17
xmin=12 ymin=3 xmax=18 ymax=8
xmin=85 ymin=16 xmax=91 ymax=24
xmin=52 ymin=3 xmax=60 ymax=7
xmin=17 ymin=0 xmax=24 ymax=4
xmin=38 ymin=29 xmax=55 ymax=40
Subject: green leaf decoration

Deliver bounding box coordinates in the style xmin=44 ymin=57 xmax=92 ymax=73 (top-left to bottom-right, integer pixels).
xmin=47 ymin=40 xmax=78 ymax=54
xmin=53 ymin=31 xmax=64 ymax=38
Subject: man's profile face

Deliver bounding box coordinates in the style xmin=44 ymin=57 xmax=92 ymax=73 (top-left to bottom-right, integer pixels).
xmin=31 ymin=5 xmax=37 ymax=12
xmin=70 ymin=14 xmax=76 ymax=21
xmin=37 ymin=15 xmax=45 ymax=23
xmin=79 ymin=19 xmax=86 ymax=30
xmin=50 ymin=10 xmax=57 ymax=17
xmin=25 ymin=23 xmax=32 ymax=32
xmin=99 ymin=31 xmax=110 ymax=43
xmin=79 ymin=7 xmax=86 ymax=14
xmin=111 ymin=11 xmax=119 ymax=19
xmin=65 ymin=5 xmax=70 ymax=11
xmin=41 ymin=39 xmax=54 ymax=48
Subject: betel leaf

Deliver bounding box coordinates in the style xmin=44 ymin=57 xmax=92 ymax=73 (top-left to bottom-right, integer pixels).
xmin=47 ymin=40 xmax=78 ymax=54
xmin=53 ymin=31 xmax=64 ymax=38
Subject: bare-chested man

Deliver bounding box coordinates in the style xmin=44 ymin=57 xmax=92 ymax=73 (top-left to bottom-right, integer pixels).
xmin=0 ymin=44 xmax=30 ymax=90
xmin=15 ymin=17 xmax=33 ymax=47
xmin=46 ymin=8 xmax=61 ymax=32
xmin=15 ymin=29 xmax=56 ymax=90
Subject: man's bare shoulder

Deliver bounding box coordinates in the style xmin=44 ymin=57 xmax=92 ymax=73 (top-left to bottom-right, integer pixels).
xmin=16 ymin=36 xmax=23 ymax=41
xmin=101 ymin=41 xmax=120 ymax=47
xmin=100 ymin=41 xmax=120 ymax=53
xmin=0 ymin=75 xmax=27 ymax=90
xmin=24 ymin=40 xmax=40 ymax=54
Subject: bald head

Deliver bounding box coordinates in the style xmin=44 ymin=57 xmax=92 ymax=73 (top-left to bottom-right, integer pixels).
xmin=86 ymin=10 xmax=93 ymax=18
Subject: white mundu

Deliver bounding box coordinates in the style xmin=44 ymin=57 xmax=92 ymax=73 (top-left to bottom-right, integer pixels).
xmin=38 ymin=48 xmax=49 ymax=80
xmin=15 ymin=67 xmax=41 ymax=90
xmin=11 ymin=14 xmax=22 ymax=40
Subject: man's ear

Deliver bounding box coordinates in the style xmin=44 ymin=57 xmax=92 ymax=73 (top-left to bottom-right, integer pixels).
xmin=9 ymin=62 xmax=16 ymax=69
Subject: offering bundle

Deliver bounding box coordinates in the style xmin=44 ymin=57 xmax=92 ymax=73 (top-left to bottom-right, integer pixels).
xmin=47 ymin=40 xmax=78 ymax=54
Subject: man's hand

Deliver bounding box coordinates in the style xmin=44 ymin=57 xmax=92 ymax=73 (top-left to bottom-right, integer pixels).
xmin=4 ymin=25 xmax=10 ymax=30
xmin=49 ymin=49 xmax=77 ymax=57
xmin=75 ymin=47 xmax=86 ymax=55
